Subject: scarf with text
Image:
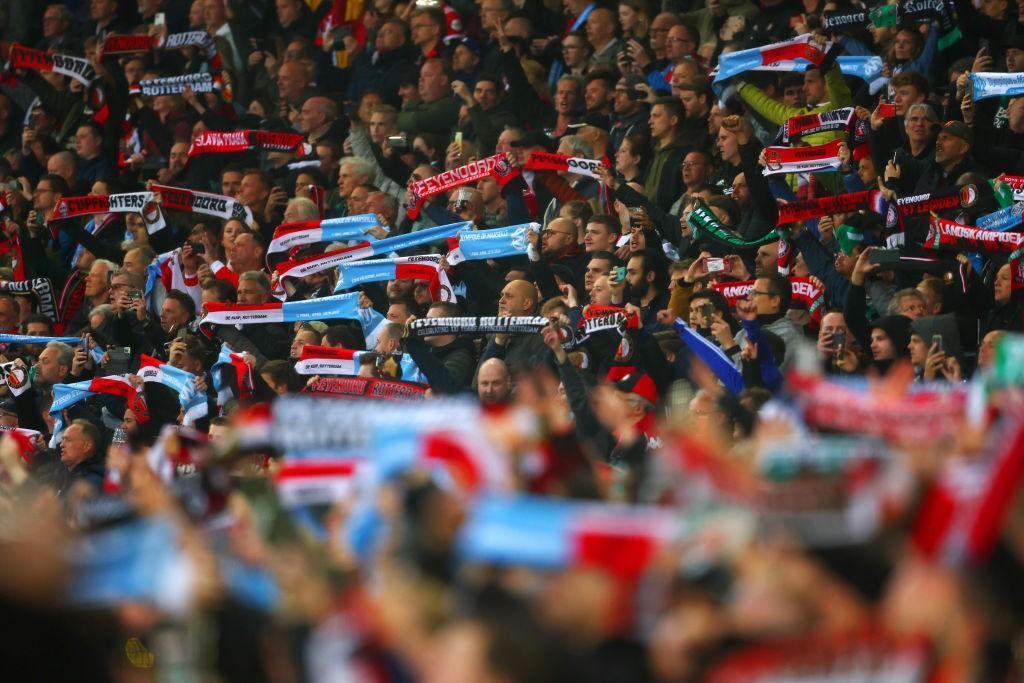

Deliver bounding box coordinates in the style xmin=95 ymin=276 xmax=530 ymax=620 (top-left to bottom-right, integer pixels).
xmin=711 ymin=277 xmax=825 ymax=321
xmin=201 ymin=292 xmax=375 ymax=326
xmin=0 ymin=279 xmax=57 ymax=324
xmin=998 ymin=174 xmax=1024 ymax=203
xmin=102 ymin=31 xmax=221 ymax=66
xmin=977 ymin=203 xmax=1024 ymax=232
xmin=971 ymin=72 xmax=1024 ymax=101
xmin=687 ymin=199 xmax=779 ymax=249
xmin=49 ymin=193 xmax=166 ymax=233
xmin=211 ymin=344 xmax=253 ymax=405
xmin=267 ymin=214 xmax=383 ymax=255
xmin=761 ymin=140 xmax=844 ymax=176
xmin=446 ymin=222 xmax=537 ymax=264
xmin=776 ymin=107 xmax=855 ymax=144
xmin=715 ymin=35 xmax=828 ymax=83
xmin=6 ymin=44 xmax=95 ymax=86
xmin=578 ymin=306 xmax=640 ymax=338
xmin=334 ymin=255 xmax=453 ymax=301
xmin=150 ymin=184 xmax=253 ymax=225
xmin=925 ymin=215 xmax=1024 ymax=257
xmin=293 ymin=345 xmax=425 ymax=384
xmin=0 ymin=334 xmax=79 ymax=346
xmin=776 ymin=189 xmax=884 ymax=225
xmin=49 ymin=375 xmax=139 ymax=447
xmin=407 ymin=316 xmax=549 ymax=338
xmin=302 ymin=376 xmax=428 ymax=400
xmin=130 ymin=72 xmax=217 ymax=97
xmin=524 ymin=151 xmax=603 ymax=179
xmin=406 ymin=154 xmax=519 ymax=219
xmin=100 ymin=34 xmax=157 ymax=53
xmin=187 ymin=130 xmax=312 ymax=159
xmin=894 ymin=185 xmax=979 ymax=225
xmin=823 ymin=0 xmax=960 ymax=49
xmin=273 ymin=222 xmax=468 ymax=291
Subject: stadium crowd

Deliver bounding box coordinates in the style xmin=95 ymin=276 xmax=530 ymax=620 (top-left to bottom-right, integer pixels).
xmin=2 ymin=0 xmax=1024 ymax=678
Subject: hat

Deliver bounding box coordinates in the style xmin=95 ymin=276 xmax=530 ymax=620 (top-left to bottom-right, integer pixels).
xmin=446 ymin=35 xmax=483 ymax=57
xmin=611 ymin=371 xmax=658 ymax=405
xmin=910 ymin=313 xmax=962 ymax=360
xmin=941 ymin=120 xmax=974 ymax=147
xmin=510 ymin=130 xmax=556 ymax=152
xmin=870 ymin=315 xmax=912 ymax=358
xmin=835 ymin=222 xmax=872 ymax=256
xmin=567 ymin=113 xmax=610 ymax=133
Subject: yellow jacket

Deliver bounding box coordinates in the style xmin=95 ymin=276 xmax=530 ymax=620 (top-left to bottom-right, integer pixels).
xmin=738 ymin=64 xmax=852 ymax=146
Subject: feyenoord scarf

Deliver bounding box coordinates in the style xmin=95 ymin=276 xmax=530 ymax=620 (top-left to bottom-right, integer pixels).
xmin=712 ymin=278 xmax=825 ymax=321
xmin=524 ymin=151 xmax=602 ymax=179
xmin=406 ymin=154 xmax=518 ymax=219
xmin=776 ymin=190 xmax=883 ymax=225
xmin=407 ymin=316 xmax=549 ymax=337
xmin=446 ymin=222 xmax=536 ymax=264
xmin=761 ymin=140 xmax=844 ymax=176
xmin=823 ymin=0 xmax=960 ymax=49
xmin=6 ymin=44 xmax=95 ymax=86
xmin=101 ymin=34 xmax=158 ymax=54
xmin=130 ymin=73 xmax=216 ymax=96
xmin=687 ymin=199 xmax=778 ymax=248
xmin=714 ymin=35 xmax=828 ymax=83
xmin=998 ymin=174 xmax=1024 ymax=202
xmin=273 ymin=222 xmax=467 ymax=289
xmin=294 ymin=345 xmax=362 ymax=375
xmin=971 ymin=73 xmax=1024 ymax=101
xmin=103 ymin=31 xmax=221 ymax=66
xmin=302 ymin=376 xmax=427 ymax=400
xmin=334 ymin=255 xmax=454 ymax=301
xmin=150 ymin=184 xmax=253 ymax=225
xmin=776 ymin=108 xmax=854 ymax=144
xmin=49 ymin=193 xmax=166 ymax=234
xmin=187 ymin=130 xmax=312 ymax=158
xmin=0 ymin=278 xmax=57 ymax=324
xmin=201 ymin=292 xmax=371 ymax=326
xmin=267 ymin=214 xmax=382 ymax=255
xmin=925 ymin=215 xmax=1024 ymax=256
xmin=895 ymin=185 xmax=978 ymax=220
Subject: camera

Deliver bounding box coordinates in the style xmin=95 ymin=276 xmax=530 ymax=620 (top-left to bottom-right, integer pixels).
xmin=387 ymin=133 xmax=408 ymax=151
xmin=187 ymin=240 xmax=206 ymax=255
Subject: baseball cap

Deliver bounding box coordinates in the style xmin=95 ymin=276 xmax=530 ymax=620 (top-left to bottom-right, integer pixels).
xmin=446 ymin=35 xmax=483 ymax=57
xmin=567 ymin=113 xmax=610 ymax=133
xmin=611 ymin=371 xmax=658 ymax=405
xmin=941 ymin=120 xmax=974 ymax=147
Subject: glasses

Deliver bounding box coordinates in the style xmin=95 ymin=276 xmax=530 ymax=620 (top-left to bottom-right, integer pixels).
xmin=681 ymin=161 xmax=705 ymax=168
xmin=544 ymin=231 xmax=574 ymax=238
xmin=667 ymin=37 xmax=694 ymax=44
xmin=748 ymin=289 xmax=773 ymax=298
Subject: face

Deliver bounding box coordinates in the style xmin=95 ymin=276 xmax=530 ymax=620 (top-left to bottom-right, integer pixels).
xmin=995 ymin=263 xmax=1012 ymax=303
xmin=276 ymin=0 xmax=300 ymax=24
xmin=716 ymin=127 xmax=739 ymax=161
xmin=893 ymin=30 xmax=918 ymax=61
xmin=239 ymin=174 xmax=270 ymax=208
xmin=230 ymin=233 xmax=262 ymax=268
xmin=338 ymin=163 xmax=366 ymax=199
xmin=1008 ymin=48 xmax=1024 ymax=73
xmin=555 ymin=80 xmax=580 ymax=114
xmin=496 ymin=129 xmax=522 ymax=155
xmin=908 ymin=333 xmax=932 ymax=365
xmin=666 ymin=25 xmax=695 ymax=61
xmin=203 ymin=0 xmax=227 ymax=26
xmin=584 ymin=257 xmax=612 ymax=291
xmin=452 ymin=44 xmax=480 ymax=72
xmin=375 ymin=21 xmax=405 ymax=52
xmin=584 ymin=222 xmax=617 ymax=253
xmin=818 ymin=311 xmax=847 ymax=343
xmin=220 ymin=171 xmax=243 ymax=198
xmin=369 ymin=112 xmax=395 ymax=144
xmin=91 ymin=0 xmax=116 ymax=21
xmin=43 ymin=7 xmax=67 ymax=38
xmin=649 ymin=104 xmax=677 ymax=140
xmin=497 ymin=282 xmax=533 ymax=316
xmin=980 ymin=0 xmax=1007 ymax=19
xmin=160 ymin=298 xmax=190 ymax=332
xmin=387 ymin=302 xmax=411 ymax=323
xmin=0 ymin=298 xmax=16 ymax=332
xmin=590 ymin=275 xmax=612 ymax=305
xmin=934 ymin=131 xmax=968 ymax=167
xmin=802 ymin=69 xmax=826 ymax=106
xmin=893 ymin=85 xmax=924 ymax=117
xmin=869 ymin=328 xmax=894 ymax=360
xmin=477 ymin=363 xmax=511 ymax=405
xmin=585 ymin=79 xmax=610 ymax=112
xmin=625 ymin=255 xmax=650 ymax=291
xmin=290 ymin=329 xmax=319 ymax=359
xmin=782 ymin=81 xmax=805 ymax=107
xmin=731 ymin=173 xmax=749 ymax=205
xmin=60 ymin=424 xmax=94 ymax=467
xmin=561 ymin=36 xmax=589 ymax=68
xmin=749 ymin=277 xmax=779 ymax=315
xmin=682 ymin=152 xmax=711 ymax=187
xmin=33 ymin=180 xmax=58 ymax=212
xmin=614 ymin=139 xmax=639 ymax=173
xmin=418 ymin=61 xmax=448 ymax=101
xmin=586 ymin=8 xmax=616 ymax=44
xmin=36 ymin=345 xmax=68 ymax=385
xmin=75 ymin=126 xmax=102 ymax=159
xmin=236 ymin=277 xmax=266 ymax=304
xmin=678 ymin=89 xmax=706 ymax=119
xmin=979 ymin=330 xmax=1002 ymax=369
xmin=358 ymin=92 xmax=384 ymax=124
xmin=85 ymin=261 xmax=111 ymax=299
xmin=649 ymin=16 xmax=674 ymax=52
xmin=541 ymin=219 xmax=576 ymax=257
xmin=479 ymin=0 xmax=509 ymax=32
xmin=618 ymin=3 xmax=637 ymax=30
xmin=348 ymin=186 xmax=371 ymax=215
xmin=754 ymin=243 xmax=779 ymax=277
xmin=857 ymin=157 xmax=877 ymax=186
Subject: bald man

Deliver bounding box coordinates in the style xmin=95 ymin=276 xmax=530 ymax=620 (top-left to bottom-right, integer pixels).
xmin=299 ymin=96 xmax=344 ymax=144
xmin=478 ymin=279 xmax=549 ymax=377
xmin=477 ymin=358 xmax=511 ymax=405
xmin=276 ymin=61 xmax=311 ymax=110
xmin=47 ymin=151 xmax=77 ymax=191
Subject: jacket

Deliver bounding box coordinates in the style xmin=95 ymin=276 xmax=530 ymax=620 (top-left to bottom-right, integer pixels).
xmin=643 ymin=135 xmax=689 ymax=213
xmin=397 ymin=96 xmax=460 ymax=138
xmin=738 ymin=63 xmax=852 ymax=145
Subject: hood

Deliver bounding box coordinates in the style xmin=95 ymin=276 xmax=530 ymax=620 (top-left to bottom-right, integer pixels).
xmin=911 ymin=313 xmax=962 ymax=360
xmin=871 ymin=315 xmax=912 ymax=358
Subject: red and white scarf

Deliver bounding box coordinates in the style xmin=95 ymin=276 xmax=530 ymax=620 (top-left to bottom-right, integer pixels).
xmin=406 ymin=154 xmax=519 ymax=219
xmin=187 ymin=130 xmax=312 ymax=158
xmin=776 ymin=189 xmax=880 ymax=225
xmin=925 ymin=215 xmax=1024 ymax=256
xmin=6 ymin=44 xmax=95 ymax=86
xmin=777 ymin=107 xmax=855 ymax=144
xmin=130 ymin=72 xmax=217 ymax=96
xmin=294 ymin=345 xmax=360 ymax=375
xmin=762 ymin=140 xmax=844 ymax=176
xmin=998 ymin=173 xmax=1024 ymax=201
xmin=103 ymin=31 xmax=221 ymax=68
xmin=712 ymin=277 xmax=825 ymax=321
xmin=151 ymin=183 xmax=253 ymax=225
xmin=524 ymin=151 xmax=602 ymax=179
xmin=101 ymin=34 xmax=158 ymax=54
xmin=50 ymin=193 xmax=166 ymax=233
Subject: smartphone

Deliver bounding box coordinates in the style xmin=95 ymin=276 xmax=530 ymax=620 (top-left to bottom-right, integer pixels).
xmin=979 ymin=38 xmax=991 ymax=54
xmin=104 ymin=347 xmax=132 ymax=376
xmin=80 ymin=335 xmax=89 ymax=352
xmin=387 ymin=133 xmax=408 ymax=151
xmin=832 ymin=328 xmax=846 ymax=349
xmin=931 ymin=334 xmax=944 ymax=352
xmin=628 ymin=206 xmax=646 ymax=229
xmin=154 ymin=12 xmax=166 ymax=26
xmin=700 ymin=302 xmax=715 ymax=323
xmin=868 ymin=248 xmax=901 ymax=265
xmin=127 ymin=289 xmax=143 ymax=303
xmin=703 ymin=257 xmax=730 ymax=273
xmin=878 ymin=102 xmax=897 ymax=118
xmin=454 ymin=131 xmax=463 ymax=156
xmin=610 ymin=266 xmax=626 ymax=283
xmin=187 ymin=240 xmax=206 ymax=255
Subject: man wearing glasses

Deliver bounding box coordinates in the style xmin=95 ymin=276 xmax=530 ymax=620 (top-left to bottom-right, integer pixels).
xmin=733 ymin=273 xmax=801 ymax=369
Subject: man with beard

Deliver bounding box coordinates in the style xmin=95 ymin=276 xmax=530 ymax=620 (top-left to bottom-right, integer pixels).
xmin=609 ymin=248 xmax=670 ymax=333
xmin=9 ymin=341 xmax=75 ymax=436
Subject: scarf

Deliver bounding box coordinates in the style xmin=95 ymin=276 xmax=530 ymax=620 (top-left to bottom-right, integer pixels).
xmin=776 ymin=189 xmax=882 ymax=225
xmin=896 ymin=185 xmax=978 ymax=220
xmin=687 ymin=199 xmax=778 ymax=248
xmin=446 ymin=222 xmax=537 ymax=264
xmin=524 ymin=151 xmax=602 ymax=179
xmin=0 ymin=278 xmax=57 ymax=324
xmin=202 ymin=292 xmax=375 ymax=325
xmin=334 ymin=255 xmax=453 ymax=301
xmin=211 ymin=344 xmax=253 ymax=405
xmin=103 ymin=30 xmax=221 ymax=65
xmin=267 ymin=214 xmax=382 ymax=255
xmin=406 ymin=154 xmax=518 ymax=219
xmin=49 ymin=375 xmax=138 ymax=446
xmin=407 ymin=315 xmax=550 ymax=337
xmin=762 ymin=140 xmax=844 ymax=176
xmin=56 ymin=270 xmax=86 ymax=333
xmin=925 ymin=215 xmax=1024 ymax=257
xmin=776 ymin=107 xmax=854 ymax=144
xmin=100 ymin=34 xmax=156 ymax=54
xmin=673 ymin=319 xmax=744 ymax=395
xmin=293 ymin=345 xmax=425 ymax=383
xmin=50 ymin=193 xmax=166 ymax=233
xmin=0 ymin=334 xmax=79 ymax=345
xmin=714 ymin=35 xmax=828 ymax=83
xmin=977 ymin=204 xmax=1024 ymax=231
xmin=711 ymin=277 xmax=825 ymax=321
xmin=302 ymin=376 xmax=428 ymax=400
xmin=187 ymin=130 xmax=312 ymax=158
xmin=150 ymin=184 xmax=253 ymax=225
xmin=6 ymin=44 xmax=95 ymax=86
xmin=130 ymin=72 xmax=217 ymax=97
xmin=273 ymin=221 xmax=468 ymax=290
xmin=970 ymin=72 xmax=1024 ymax=101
